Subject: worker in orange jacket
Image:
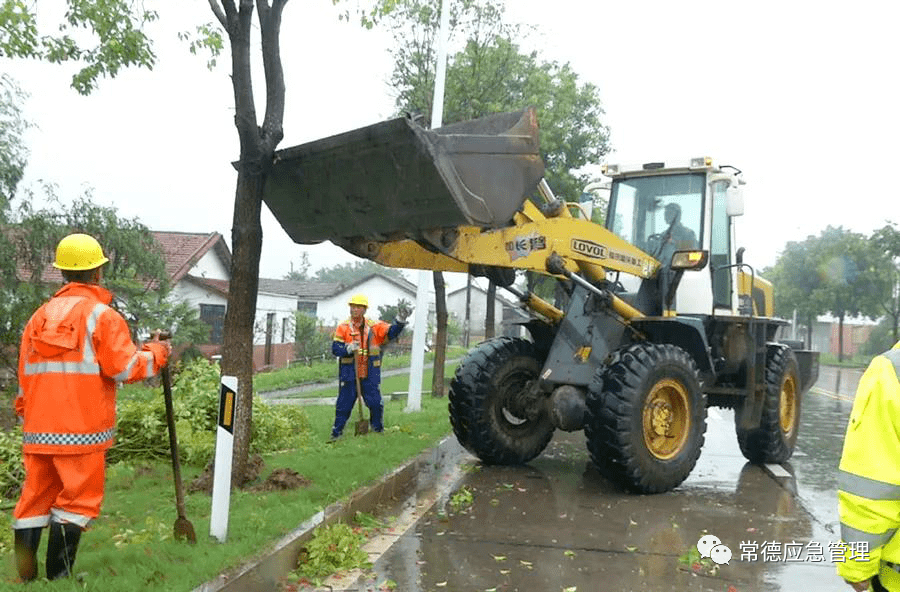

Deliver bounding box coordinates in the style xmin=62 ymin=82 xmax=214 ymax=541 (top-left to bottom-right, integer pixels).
xmin=329 ymin=294 xmax=409 ymax=440
xmin=12 ymin=233 xmax=171 ymax=582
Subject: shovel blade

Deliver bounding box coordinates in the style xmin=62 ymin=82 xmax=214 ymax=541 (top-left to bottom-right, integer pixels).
xmin=174 ymin=516 xmax=197 ymax=544
xmin=354 ymin=419 xmax=370 ymax=436
xmin=263 ymin=109 xmax=544 ymax=245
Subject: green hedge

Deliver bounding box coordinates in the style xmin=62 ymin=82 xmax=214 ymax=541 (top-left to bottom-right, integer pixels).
xmin=0 ymin=359 xmax=312 ymax=502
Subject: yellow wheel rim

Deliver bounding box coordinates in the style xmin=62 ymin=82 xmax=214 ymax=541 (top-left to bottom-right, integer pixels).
xmin=779 ymin=372 xmax=798 ymax=436
xmin=642 ymin=378 xmax=691 ymax=460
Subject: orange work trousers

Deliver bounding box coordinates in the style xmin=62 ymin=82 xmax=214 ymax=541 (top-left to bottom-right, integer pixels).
xmin=12 ymin=451 xmax=106 ymax=529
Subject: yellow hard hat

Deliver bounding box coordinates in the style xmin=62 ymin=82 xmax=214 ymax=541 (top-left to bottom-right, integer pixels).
xmin=348 ymin=294 xmax=369 ymax=307
xmin=53 ymin=233 xmax=110 ymax=271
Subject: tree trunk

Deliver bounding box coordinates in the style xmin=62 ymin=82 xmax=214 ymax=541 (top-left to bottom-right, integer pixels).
xmin=213 ymin=0 xmax=287 ymax=489
xmin=838 ymin=312 xmax=845 ymax=362
xmin=893 ymin=281 xmax=900 ymax=342
xmin=806 ymin=313 xmax=814 ymax=349
xmin=222 ymin=170 xmax=264 ymax=488
xmin=463 ymin=274 xmax=471 ymax=348
xmin=431 ymin=271 xmax=447 ymax=398
xmin=485 ymin=280 xmax=496 ymax=339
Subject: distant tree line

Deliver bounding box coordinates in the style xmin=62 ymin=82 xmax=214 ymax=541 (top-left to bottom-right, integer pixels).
xmin=764 ymin=224 xmax=900 ymax=360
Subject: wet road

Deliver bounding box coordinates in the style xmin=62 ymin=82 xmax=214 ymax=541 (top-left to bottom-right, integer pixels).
xmin=339 ymin=367 xmax=867 ymax=592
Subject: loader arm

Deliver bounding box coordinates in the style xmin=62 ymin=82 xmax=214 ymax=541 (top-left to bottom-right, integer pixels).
xmin=343 ymin=200 xmax=659 ymax=282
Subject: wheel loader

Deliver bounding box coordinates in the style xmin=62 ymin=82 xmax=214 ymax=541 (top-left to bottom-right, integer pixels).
xmin=262 ymin=108 xmax=819 ymax=494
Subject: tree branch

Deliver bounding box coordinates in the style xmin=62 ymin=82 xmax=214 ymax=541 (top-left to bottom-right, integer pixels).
xmin=258 ymin=0 xmax=287 ymax=155
xmin=228 ymin=1 xmax=259 ymax=162
xmin=208 ymin=0 xmax=228 ymax=28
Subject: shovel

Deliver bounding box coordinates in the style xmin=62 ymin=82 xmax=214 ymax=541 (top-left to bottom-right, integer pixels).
xmin=162 ymin=364 xmax=197 ymax=543
xmin=353 ymin=355 xmax=369 ymax=436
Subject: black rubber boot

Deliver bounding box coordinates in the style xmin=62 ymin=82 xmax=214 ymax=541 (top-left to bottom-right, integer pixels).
xmin=13 ymin=527 xmax=43 ymax=582
xmin=45 ymin=521 xmax=82 ymax=580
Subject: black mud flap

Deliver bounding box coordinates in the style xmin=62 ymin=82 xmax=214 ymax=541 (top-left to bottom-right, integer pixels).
xmin=263 ymin=109 xmax=545 ymax=245
xmin=793 ymin=349 xmax=820 ymax=394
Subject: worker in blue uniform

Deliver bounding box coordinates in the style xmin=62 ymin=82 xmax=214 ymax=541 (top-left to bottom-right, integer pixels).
xmin=330 ymin=294 xmax=408 ymax=440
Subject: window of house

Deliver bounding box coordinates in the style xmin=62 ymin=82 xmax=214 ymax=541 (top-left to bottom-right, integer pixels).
xmin=199 ymin=304 xmax=226 ymax=344
xmin=297 ymin=301 xmax=317 ymax=315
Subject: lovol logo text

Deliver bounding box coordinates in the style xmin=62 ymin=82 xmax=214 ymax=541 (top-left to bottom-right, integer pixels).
xmin=571 ymin=239 xmax=607 ymax=259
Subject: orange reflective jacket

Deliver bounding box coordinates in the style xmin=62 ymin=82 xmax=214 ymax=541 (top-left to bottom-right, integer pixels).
xmin=333 ymin=318 xmax=395 ymax=379
xmin=16 ymin=283 xmax=169 ymax=455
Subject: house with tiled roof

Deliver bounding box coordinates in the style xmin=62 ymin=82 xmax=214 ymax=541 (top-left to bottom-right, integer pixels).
xmin=156 ymin=232 xmax=419 ymax=368
xmin=152 ymin=231 xmax=306 ymax=369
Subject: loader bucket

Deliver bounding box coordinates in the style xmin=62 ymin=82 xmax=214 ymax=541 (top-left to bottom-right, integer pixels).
xmin=263 ymin=109 xmax=544 ymax=244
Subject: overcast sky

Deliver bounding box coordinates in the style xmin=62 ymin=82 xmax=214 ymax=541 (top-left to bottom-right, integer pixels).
xmin=4 ymin=0 xmax=898 ymax=292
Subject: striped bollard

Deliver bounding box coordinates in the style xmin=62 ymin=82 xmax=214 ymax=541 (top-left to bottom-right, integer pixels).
xmin=210 ymin=375 xmax=237 ymax=542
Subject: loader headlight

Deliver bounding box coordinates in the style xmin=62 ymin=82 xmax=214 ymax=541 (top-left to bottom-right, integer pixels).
xmin=671 ymin=250 xmax=709 ymax=270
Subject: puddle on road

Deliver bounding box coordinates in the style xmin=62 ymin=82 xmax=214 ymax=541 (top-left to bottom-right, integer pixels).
xmin=350 ymin=428 xmax=839 ymax=592
xmin=311 ymin=368 xmax=858 ymax=592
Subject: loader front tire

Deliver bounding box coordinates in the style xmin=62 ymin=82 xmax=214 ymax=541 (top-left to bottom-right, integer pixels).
xmin=449 ymin=337 xmax=553 ymax=465
xmin=585 ymin=343 xmax=707 ymax=494
xmin=736 ymin=345 xmax=801 ymax=464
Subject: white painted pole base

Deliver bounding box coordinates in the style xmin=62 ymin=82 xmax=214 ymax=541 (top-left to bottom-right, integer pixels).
xmin=210 ymin=375 xmax=237 ymax=543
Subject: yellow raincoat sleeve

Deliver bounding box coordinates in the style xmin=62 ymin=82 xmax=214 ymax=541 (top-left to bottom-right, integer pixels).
xmin=838 ymin=348 xmax=900 ymax=583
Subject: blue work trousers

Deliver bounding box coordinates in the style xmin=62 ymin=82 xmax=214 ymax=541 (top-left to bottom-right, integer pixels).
xmin=331 ymin=376 xmax=384 ymax=437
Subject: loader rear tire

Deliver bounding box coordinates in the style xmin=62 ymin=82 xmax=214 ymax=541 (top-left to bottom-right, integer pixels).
xmin=449 ymin=337 xmax=553 ymax=465
xmin=736 ymin=345 xmax=801 ymax=464
xmin=585 ymin=343 xmax=707 ymax=494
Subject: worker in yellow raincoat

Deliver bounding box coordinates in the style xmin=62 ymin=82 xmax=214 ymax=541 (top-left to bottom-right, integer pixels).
xmin=838 ymin=342 xmax=900 ymax=592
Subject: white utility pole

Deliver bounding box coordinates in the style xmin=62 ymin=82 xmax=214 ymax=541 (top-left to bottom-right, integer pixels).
xmin=407 ymin=0 xmax=451 ymax=412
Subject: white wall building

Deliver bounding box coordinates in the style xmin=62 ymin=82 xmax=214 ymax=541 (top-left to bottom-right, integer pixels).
xmin=446 ymin=280 xmax=528 ymax=340
xmin=316 ymin=274 xmax=418 ymax=327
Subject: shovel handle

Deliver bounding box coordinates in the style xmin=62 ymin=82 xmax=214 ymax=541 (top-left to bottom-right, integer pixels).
xmin=162 ymin=365 xmax=188 ymax=518
xmin=354 ymin=354 xmax=366 ymax=421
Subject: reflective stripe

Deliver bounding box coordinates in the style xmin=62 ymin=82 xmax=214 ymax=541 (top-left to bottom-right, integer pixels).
xmin=23 ymin=300 xmax=107 ymax=377
xmin=24 ymin=360 xmax=100 ymax=375
xmin=82 ymin=302 xmax=108 ymax=364
xmin=839 ymin=470 xmax=900 ymax=500
xmin=113 ymin=351 xmax=148 ymax=382
xmin=885 ymin=348 xmax=900 ymax=379
xmin=12 ymin=515 xmax=50 ymax=529
xmin=51 ymin=508 xmax=91 ymax=528
xmin=842 ymin=522 xmax=897 ymax=549
xmin=23 ymin=428 xmax=114 ymax=447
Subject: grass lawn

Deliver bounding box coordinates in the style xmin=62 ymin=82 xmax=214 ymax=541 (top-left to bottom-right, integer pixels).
xmin=1 ymin=390 xmax=453 ymax=590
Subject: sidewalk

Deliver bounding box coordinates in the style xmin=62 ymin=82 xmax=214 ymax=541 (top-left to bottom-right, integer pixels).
xmin=257 ymin=358 xmax=462 ymax=406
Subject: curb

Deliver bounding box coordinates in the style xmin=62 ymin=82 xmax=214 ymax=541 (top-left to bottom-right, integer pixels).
xmin=193 ymin=436 xmax=458 ymax=592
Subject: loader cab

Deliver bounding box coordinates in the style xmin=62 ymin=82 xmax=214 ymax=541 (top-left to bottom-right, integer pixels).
xmin=602 ymin=158 xmax=747 ymax=317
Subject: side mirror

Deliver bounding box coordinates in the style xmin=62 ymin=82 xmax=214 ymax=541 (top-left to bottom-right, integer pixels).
xmin=726 ymin=185 xmax=744 ymax=216
xmin=736 ymin=246 xmax=745 ymax=266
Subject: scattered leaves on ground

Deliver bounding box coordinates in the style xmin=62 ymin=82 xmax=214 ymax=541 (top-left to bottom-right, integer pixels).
xmin=449 ymin=485 xmax=474 ymax=513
